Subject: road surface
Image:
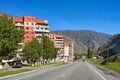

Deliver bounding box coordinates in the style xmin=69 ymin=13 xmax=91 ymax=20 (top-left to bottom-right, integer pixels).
xmin=0 ymin=61 xmax=120 ymax=80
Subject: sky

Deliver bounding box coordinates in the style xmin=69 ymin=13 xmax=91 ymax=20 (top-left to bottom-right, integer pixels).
xmin=0 ymin=0 xmax=120 ymax=35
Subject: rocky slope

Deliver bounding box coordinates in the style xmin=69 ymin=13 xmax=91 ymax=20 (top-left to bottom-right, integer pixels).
xmin=52 ymin=30 xmax=111 ymax=54
xmin=98 ymin=34 xmax=120 ymax=58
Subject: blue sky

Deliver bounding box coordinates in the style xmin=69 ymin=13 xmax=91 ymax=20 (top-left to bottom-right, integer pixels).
xmin=0 ymin=0 xmax=120 ymax=34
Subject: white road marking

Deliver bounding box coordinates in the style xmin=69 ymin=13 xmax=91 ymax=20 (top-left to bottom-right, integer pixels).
xmin=86 ymin=62 xmax=107 ymax=80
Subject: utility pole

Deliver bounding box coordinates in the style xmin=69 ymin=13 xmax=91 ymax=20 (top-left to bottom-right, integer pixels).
xmin=41 ymin=33 xmax=44 ymax=65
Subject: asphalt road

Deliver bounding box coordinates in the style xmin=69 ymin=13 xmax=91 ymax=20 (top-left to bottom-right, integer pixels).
xmin=0 ymin=61 xmax=120 ymax=80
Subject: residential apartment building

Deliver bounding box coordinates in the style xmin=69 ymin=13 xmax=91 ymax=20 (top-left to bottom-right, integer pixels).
xmin=49 ymin=33 xmax=74 ymax=62
xmin=0 ymin=13 xmax=49 ymax=43
xmin=64 ymin=41 xmax=74 ymax=61
xmin=0 ymin=13 xmax=49 ymax=60
xmin=49 ymin=33 xmax=64 ymax=60
xmin=13 ymin=16 xmax=49 ymax=43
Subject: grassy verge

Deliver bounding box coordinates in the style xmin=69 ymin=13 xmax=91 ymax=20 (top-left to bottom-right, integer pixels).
xmin=90 ymin=59 xmax=120 ymax=73
xmin=0 ymin=69 xmax=31 ymax=77
xmin=103 ymin=62 xmax=120 ymax=72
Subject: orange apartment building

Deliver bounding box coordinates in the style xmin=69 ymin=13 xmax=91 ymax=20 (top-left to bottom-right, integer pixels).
xmin=0 ymin=13 xmax=49 ymax=59
xmin=13 ymin=16 xmax=49 ymax=43
xmin=0 ymin=13 xmax=49 ymax=43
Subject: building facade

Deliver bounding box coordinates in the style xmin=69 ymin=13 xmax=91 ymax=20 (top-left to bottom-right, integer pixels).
xmin=0 ymin=13 xmax=50 ymax=60
xmin=64 ymin=41 xmax=74 ymax=61
xmin=49 ymin=33 xmax=74 ymax=62
xmin=0 ymin=13 xmax=49 ymax=43
xmin=13 ymin=16 xmax=49 ymax=43
xmin=49 ymin=33 xmax=64 ymax=60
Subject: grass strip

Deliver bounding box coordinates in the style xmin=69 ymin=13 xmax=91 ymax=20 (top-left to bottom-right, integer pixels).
xmin=90 ymin=59 xmax=120 ymax=73
xmin=0 ymin=69 xmax=31 ymax=77
xmin=103 ymin=62 xmax=120 ymax=72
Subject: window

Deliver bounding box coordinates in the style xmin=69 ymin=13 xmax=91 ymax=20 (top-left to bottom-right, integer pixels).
xmin=26 ymin=22 xmax=29 ymax=25
xmin=41 ymin=28 xmax=43 ymax=30
xmin=26 ymin=32 xmax=28 ymax=34
xmin=26 ymin=36 xmax=29 ymax=39
xmin=26 ymin=27 xmax=29 ymax=30
xmin=45 ymin=28 xmax=48 ymax=30
xmin=32 ymin=32 xmax=34 ymax=34
xmin=31 ymin=27 xmax=34 ymax=30
xmin=31 ymin=23 xmax=34 ymax=25
xmin=36 ymin=27 xmax=39 ymax=30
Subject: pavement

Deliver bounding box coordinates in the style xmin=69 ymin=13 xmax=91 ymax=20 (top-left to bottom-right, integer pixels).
xmin=0 ymin=61 xmax=120 ymax=80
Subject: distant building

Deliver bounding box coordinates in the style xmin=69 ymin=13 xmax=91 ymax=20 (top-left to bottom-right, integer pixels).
xmin=64 ymin=41 xmax=74 ymax=61
xmin=49 ymin=33 xmax=74 ymax=62
xmin=49 ymin=33 xmax=64 ymax=60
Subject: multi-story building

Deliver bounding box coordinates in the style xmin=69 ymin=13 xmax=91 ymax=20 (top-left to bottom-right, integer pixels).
xmin=0 ymin=13 xmax=49 ymax=43
xmin=13 ymin=16 xmax=49 ymax=43
xmin=49 ymin=33 xmax=74 ymax=62
xmin=0 ymin=13 xmax=49 ymax=60
xmin=64 ymin=41 xmax=74 ymax=61
xmin=49 ymin=33 xmax=64 ymax=60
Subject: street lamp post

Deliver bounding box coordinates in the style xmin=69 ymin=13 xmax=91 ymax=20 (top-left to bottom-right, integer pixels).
xmin=41 ymin=33 xmax=44 ymax=65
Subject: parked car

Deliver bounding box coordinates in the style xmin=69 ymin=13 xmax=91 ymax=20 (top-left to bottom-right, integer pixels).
xmin=12 ymin=61 xmax=22 ymax=68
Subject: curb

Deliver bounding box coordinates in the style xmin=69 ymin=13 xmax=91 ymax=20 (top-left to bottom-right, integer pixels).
xmin=0 ymin=69 xmax=36 ymax=79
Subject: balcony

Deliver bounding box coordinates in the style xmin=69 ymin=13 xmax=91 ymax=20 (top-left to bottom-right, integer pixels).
xmin=15 ymin=23 xmax=24 ymax=26
xmin=55 ymin=39 xmax=64 ymax=41
xmin=36 ymin=29 xmax=50 ymax=33
xmin=55 ymin=45 xmax=64 ymax=48
xmin=36 ymin=25 xmax=49 ymax=28
xmin=36 ymin=34 xmax=42 ymax=36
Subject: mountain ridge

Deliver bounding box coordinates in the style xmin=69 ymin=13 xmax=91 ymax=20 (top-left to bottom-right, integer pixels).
xmin=52 ymin=30 xmax=112 ymax=54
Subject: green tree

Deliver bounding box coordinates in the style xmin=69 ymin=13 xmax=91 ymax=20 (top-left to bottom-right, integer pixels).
xmin=0 ymin=13 xmax=23 ymax=61
xmin=74 ymin=53 xmax=82 ymax=60
xmin=42 ymin=35 xmax=56 ymax=64
xmin=23 ymin=38 xmax=41 ymax=65
xmin=87 ymin=48 xmax=93 ymax=58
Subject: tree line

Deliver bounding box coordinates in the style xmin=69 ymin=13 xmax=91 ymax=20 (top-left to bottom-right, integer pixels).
xmin=23 ymin=35 xmax=57 ymax=65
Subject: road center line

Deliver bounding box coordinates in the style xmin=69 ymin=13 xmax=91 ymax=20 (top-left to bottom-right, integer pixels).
xmin=86 ymin=62 xmax=107 ymax=80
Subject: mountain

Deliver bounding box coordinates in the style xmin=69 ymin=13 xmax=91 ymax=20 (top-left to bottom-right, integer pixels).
xmin=52 ymin=30 xmax=111 ymax=54
xmin=98 ymin=34 xmax=120 ymax=60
